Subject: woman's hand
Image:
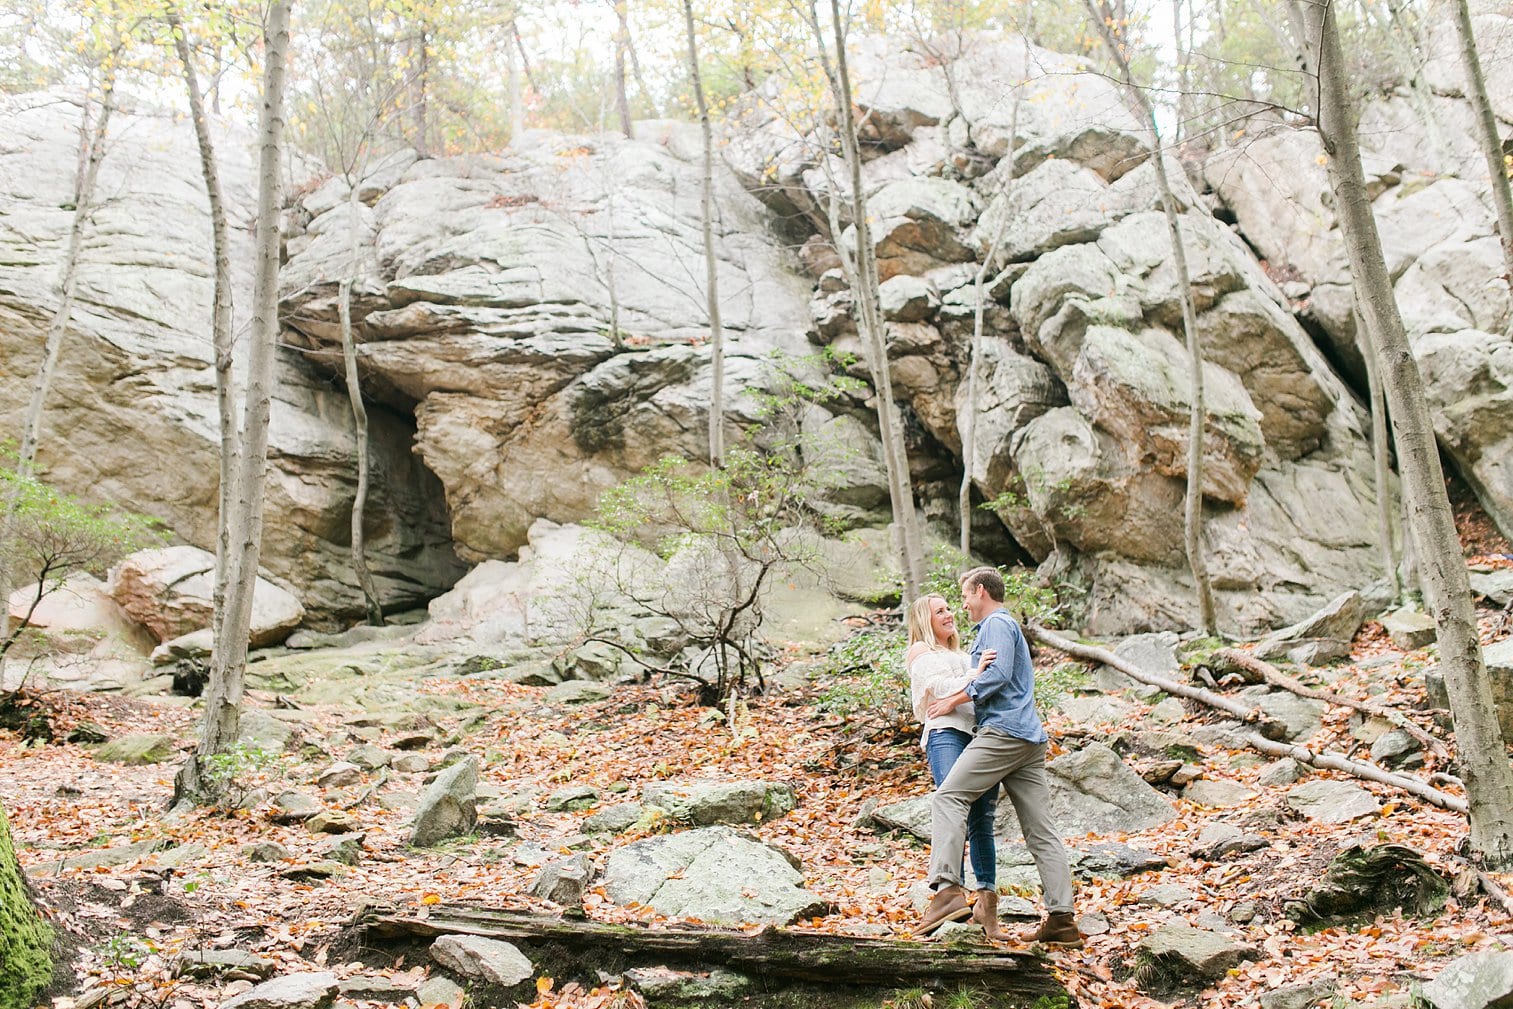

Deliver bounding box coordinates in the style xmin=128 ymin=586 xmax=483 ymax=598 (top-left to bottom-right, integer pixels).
xmin=975 ymin=648 xmax=998 ymax=675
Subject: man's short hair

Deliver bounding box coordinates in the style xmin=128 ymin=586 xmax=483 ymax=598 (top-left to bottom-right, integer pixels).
xmin=960 ymin=566 xmax=1005 ymax=603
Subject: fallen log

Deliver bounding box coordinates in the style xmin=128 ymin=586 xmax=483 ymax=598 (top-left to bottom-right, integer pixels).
xmin=354 ymin=903 xmax=1065 ymax=996
xmin=1207 ymin=647 xmax=1448 ymax=759
xmin=1029 ymin=626 xmax=1468 ymax=815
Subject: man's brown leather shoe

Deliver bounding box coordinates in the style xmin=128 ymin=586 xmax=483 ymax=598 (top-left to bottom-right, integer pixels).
xmin=914 ymin=884 xmax=971 ymax=937
xmin=971 ymin=888 xmax=1010 ymax=941
xmin=1021 ymin=910 xmax=1084 ymax=948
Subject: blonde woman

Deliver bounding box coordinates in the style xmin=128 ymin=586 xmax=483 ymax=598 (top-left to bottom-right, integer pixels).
xmin=906 ymin=594 xmax=1003 ymax=938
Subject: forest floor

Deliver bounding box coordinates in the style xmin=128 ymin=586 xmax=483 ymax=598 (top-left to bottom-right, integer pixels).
xmin=6 ymin=498 xmax=1513 ymax=1009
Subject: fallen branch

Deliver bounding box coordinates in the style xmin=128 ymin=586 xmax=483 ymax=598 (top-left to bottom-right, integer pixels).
xmin=1028 ymin=626 xmax=1288 ymax=739
xmin=1029 ymin=625 xmax=1469 ymax=815
xmin=354 ymin=903 xmax=1066 ymax=995
xmin=1209 ymin=648 xmax=1448 ymax=759
xmin=1475 ymin=868 xmax=1513 ymax=918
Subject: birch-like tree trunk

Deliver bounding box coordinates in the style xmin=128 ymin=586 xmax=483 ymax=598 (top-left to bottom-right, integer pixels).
xmin=1353 ymin=302 xmax=1402 ymax=602
xmin=177 ymin=0 xmax=291 ymax=805
xmin=612 ymin=0 xmax=633 ymax=138
xmin=1086 ymin=0 xmax=1218 ymax=636
xmin=1451 ymin=0 xmax=1513 ymax=283
xmin=811 ymin=0 xmax=927 ymax=602
xmin=506 ymin=17 xmax=524 ymax=139
xmin=682 ymin=0 xmax=723 ymax=468
xmin=1293 ymin=0 xmax=1513 ymax=868
xmin=340 ymin=186 xmax=383 ymax=625
xmin=169 ymin=6 xmax=238 ymax=641
xmin=0 ymin=68 xmax=116 ymax=628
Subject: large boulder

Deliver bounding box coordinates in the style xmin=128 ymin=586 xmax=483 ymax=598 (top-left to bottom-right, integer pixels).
xmin=1420 ymin=951 xmax=1513 ymax=1009
xmin=602 ymin=826 xmax=827 ymax=926
xmin=109 ymin=546 xmax=304 ymax=647
xmin=410 ymin=755 xmax=478 ymax=847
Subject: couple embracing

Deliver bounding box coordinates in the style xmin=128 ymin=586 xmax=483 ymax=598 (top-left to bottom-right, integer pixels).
xmin=905 ymin=566 xmax=1083 ymax=947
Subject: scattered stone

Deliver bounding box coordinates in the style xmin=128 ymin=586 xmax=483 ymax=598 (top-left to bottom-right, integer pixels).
xmin=1141 ymin=759 xmax=1183 ymax=784
xmin=624 ymin=967 xmax=753 ymax=1002
xmin=1261 ymin=981 xmax=1336 ymax=1009
xmin=1285 ymin=780 xmax=1381 ymax=823
xmin=269 ymin=792 xmax=322 ymax=824
xmin=1470 ymin=569 xmax=1513 ymax=606
xmin=415 ymin=975 xmax=466 ymax=1009
xmin=65 ymin=721 xmax=109 ymax=744
xmin=33 ymin=839 xmax=167 ymax=874
xmin=93 ymin=733 xmax=174 ymax=765
xmin=1182 ymin=778 xmax=1258 ymax=808
xmin=529 ymin=854 xmax=591 ymax=906
xmin=1229 ymin=901 xmax=1257 ymax=924
xmin=1078 ymin=910 xmax=1111 ymax=936
xmin=1097 ymin=633 xmax=1178 ymax=702
xmin=1059 ymin=693 xmax=1138 ymax=725
xmin=1419 ymin=950 xmax=1513 ymax=1009
xmin=1258 ymin=758 xmax=1303 ymax=787
xmin=176 ymin=949 xmax=275 ymax=981
xmin=242 ymin=841 xmax=291 ymax=863
xmin=545 ymin=785 xmax=599 ymax=812
xmin=1254 ymin=591 xmax=1362 ymax=664
xmin=391 ymin=753 xmax=430 ymax=773
xmin=1191 ymin=823 xmax=1269 ymax=861
xmin=151 ymin=628 xmax=214 ymax=665
xmin=1140 ymin=883 xmax=1197 ymax=907
xmin=545 ymin=680 xmax=612 ymax=704
xmin=641 ymin=780 xmax=797 ymax=825
xmin=430 ymin=935 xmax=534 ymax=987
xmin=584 ymin=802 xmax=642 ymax=834
xmin=1243 ymin=688 xmax=1327 ymax=741
xmin=1370 ymin=729 xmax=1421 ymax=767
xmin=391 ymin=731 xmax=437 ymax=751
xmin=315 ymin=762 xmax=363 ymax=788
xmin=279 ymin=861 xmax=346 ymax=881
xmin=1379 ymin=606 xmax=1437 ymax=650
xmin=603 ymin=825 xmax=828 ymax=926
xmin=411 ymin=755 xmax=478 ymax=846
xmin=1149 ymin=697 xmax=1186 ymax=723
xmin=238 ymin=711 xmax=295 ymax=752
xmin=319 ymin=832 xmax=365 ymax=865
xmin=1069 ymin=842 xmax=1169 ymax=879
xmin=477 ymin=811 xmax=516 ymax=837
xmin=305 ymin=809 xmax=361 ymax=834
xmin=1169 ymin=763 xmax=1203 ymax=787
xmin=1137 ymin=923 xmax=1258 ymax=990
xmin=346 ymin=744 xmax=391 ymax=770
xmin=338 ymin=974 xmax=421 ymax=999
xmin=219 ymin=972 xmax=339 ymax=1009
xmin=1288 ymin=842 xmax=1448 ymax=928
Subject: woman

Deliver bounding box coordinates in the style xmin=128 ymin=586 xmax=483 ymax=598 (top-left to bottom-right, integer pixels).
xmin=906 ymin=594 xmax=1005 ymax=939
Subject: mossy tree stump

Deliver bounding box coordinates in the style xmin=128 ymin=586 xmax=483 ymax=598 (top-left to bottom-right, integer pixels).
xmin=0 ymin=801 xmax=53 ymax=1008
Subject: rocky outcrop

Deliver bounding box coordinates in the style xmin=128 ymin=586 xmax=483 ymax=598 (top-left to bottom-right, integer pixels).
xmin=0 ymin=91 xmax=463 ymax=626
xmin=1204 ymin=11 xmax=1513 ymax=542
xmin=109 ymin=546 xmax=303 ymax=646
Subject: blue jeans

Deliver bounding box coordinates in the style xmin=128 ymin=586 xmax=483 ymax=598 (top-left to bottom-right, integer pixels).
xmin=926 ymin=727 xmax=996 ymax=888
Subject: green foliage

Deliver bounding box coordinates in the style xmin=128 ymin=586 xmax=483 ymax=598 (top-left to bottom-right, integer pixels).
xmin=200 ymin=742 xmax=281 ymax=813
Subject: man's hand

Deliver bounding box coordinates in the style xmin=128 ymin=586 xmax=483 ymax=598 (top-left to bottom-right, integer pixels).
xmin=927 ymin=690 xmax=969 ymax=719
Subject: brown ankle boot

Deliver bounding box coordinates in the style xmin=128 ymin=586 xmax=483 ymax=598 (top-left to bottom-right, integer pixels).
xmin=1021 ymin=910 xmax=1084 ymax=948
xmin=971 ymin=888 xmax=1009 ymax=941
xmin=914 ymin=884 xmax=971 ymax=937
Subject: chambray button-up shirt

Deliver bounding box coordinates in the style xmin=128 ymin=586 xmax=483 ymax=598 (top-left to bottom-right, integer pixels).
xmin=965 ymin=608 xmax=1048 ymax=744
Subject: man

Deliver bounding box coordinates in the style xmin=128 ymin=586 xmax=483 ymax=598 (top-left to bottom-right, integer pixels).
xmin=915 ymin=566 xmax=1082 ymax=947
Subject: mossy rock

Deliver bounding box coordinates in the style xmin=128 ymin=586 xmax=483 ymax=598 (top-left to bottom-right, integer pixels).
xmin=94 ymin=732 xmax=175 ymax=765
xmin=1287 ymin=842 xmax=1447 ymax=929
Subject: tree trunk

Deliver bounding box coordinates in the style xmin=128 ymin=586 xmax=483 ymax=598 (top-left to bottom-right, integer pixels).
xmin=506 ymin=17 xmax=524 ymax=139
xmin=1294 ymin=0 xmax=1513 ymax=868
xmin=177 ymin=0 xmax=291 ymax=805
xmin=169 ymin=5 xmax=239 ymax=643
xmin=1452 ymin=0 xmax=1513 ymax=282
xmin=1354 ymin=301 xmax=1402 ymax=602
xmin=0 ymin=802 xmax=52 ymax=1009
xmin=612 ymin=0 xmax=633 ymax=138
xmin=683 ymin=0 xmax=724 ymax=468
xmin=340 ymin=188 xmax=383 ymax=625
xmin=813 ymin=0 xmax=927 ymax=603
xmin=0 ymin=69 xmax=116 ymax=631
xmin=1085 ymin=0 xmax=1218 ymax=636
xmin=412 ymin=26 xmax=430 ymax=155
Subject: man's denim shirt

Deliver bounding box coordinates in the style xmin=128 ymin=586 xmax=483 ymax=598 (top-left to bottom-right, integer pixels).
xmin=965 ymin=608 xmax=1048 ymax=744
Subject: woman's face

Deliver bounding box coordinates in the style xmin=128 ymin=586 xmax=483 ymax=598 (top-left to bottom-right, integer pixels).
xmin=928 ymin=596 xmax=955 ymax=644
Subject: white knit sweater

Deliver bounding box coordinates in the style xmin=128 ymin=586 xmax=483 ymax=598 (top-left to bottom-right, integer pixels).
xmin=907 ymin=648 xmax=977 ymax=748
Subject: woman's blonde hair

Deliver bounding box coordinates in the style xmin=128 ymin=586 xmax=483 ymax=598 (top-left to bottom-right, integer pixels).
xmin=907 ymin=594 xmax=959 ymax=652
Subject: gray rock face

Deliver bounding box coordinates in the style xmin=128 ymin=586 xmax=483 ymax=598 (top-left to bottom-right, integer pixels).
xmin=411 ymin=755 xmax=478 ymax=846
xmin=1420 ymin=951 xmax=1513 ymax=1009
xmin=1242 ymin=688 xmax=1327 ymax=742
xmin=603 ymin=825 xmax=826 ymax=926
xmin=1138 ymin=923 xmax=1258 ymax=988
xmin=0 ymin=94 xmax=463 ymax=626
xmin=1254 ymin=591 xmax=1363 ymax=664
xmin=429 ymin=935 xmax=533 ymax=987
xmin=220 ymin=973 xmax=340 ymax=1009
xmin=528 ymin=854 xmax=591 ymax=906
xmin=110 ymin=546 xmax=303 ymax=646
xmin=1285 ymin=780 xmax=1382 ymax=823
xmin=641 ymin=781 xmax=797 ymax=826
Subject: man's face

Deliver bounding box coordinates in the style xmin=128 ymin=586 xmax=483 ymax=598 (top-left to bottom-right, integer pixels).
xmin=960 ymin=579 xmax=988 ymax=622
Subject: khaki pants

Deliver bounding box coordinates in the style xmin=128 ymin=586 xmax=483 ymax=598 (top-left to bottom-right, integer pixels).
xmin=928 ymin=729 xmax=1075 ymax=913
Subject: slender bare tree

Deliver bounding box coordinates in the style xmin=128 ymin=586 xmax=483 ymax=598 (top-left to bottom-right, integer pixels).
xmin=176 ymin=0 xmax=292 ymax=805
xmin=682 ymin=0 xmax=724 ymax=468
xmin=1085 ymin=0 xmax=1218 ymax=636
xmin=1352 ymin=301 xmax=1402 ymax=603
xmin=1292 ymin=0 xmax=1513 ymax=868
xmin=1450 ymin=0 xmax=1513 ymax=283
